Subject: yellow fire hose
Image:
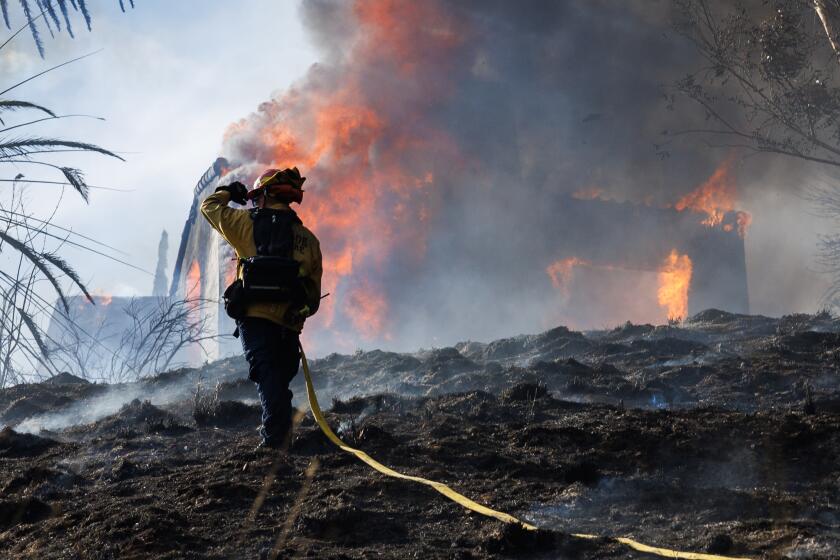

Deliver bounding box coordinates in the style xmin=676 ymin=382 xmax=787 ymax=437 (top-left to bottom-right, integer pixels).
xmin=299 ymin=344 xmax=752 ymax=560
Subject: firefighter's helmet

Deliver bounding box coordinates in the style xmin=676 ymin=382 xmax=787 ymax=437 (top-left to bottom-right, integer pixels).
xmin=248 ymin=167 xmax=306 ymax=204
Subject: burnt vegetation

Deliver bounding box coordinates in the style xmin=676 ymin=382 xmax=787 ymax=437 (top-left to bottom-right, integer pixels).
xmin=1 ymin=309 xmax=838 ymax=558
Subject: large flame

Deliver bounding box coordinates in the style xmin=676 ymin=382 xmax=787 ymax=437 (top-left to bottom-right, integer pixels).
xmin=657 ymin=250 xmax=692 ymax=321
xmin=674 ymin=158 xmax=736 ymax=227
xmin=675 ymin=157 xmax=751 ymax=237
xmin=224 ymin=0 xmax=464 ymax=345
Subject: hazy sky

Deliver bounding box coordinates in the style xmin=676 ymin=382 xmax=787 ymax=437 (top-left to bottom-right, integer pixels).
xmin=1 ymin=0 xmax=318 ymax=297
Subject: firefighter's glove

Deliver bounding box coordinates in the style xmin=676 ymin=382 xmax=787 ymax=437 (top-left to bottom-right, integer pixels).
xmin=216 ymin=181 xmax=248 ymax=205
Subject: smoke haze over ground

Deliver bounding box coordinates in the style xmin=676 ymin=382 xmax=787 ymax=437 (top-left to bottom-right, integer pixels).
xmin=218 ymin=0 xmax=837 ymax=353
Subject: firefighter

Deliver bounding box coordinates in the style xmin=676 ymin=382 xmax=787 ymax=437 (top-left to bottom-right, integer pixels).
xmin=201 ymin=167 xmax=322 ymax=450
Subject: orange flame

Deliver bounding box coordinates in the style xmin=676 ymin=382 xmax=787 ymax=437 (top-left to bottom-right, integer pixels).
xmin=736 ymin=211 xmax=752 ymax=237
xmin=92 ymin=291 xmax=113 ymax=306
xmin=346 ymin=283 xmax=389 ymax=339
xmin=674 ymin=157 xmax=751 ymax=237
xmin=224 ymin=0 xmax=465 ymax=343
xmin=185 ymin=259 xmax=201 ymax=301
xmin=224 ymin=258 xmax=238 ymax=288
xmin=571 ymin=187 xmax=607 ymax=201
xmin=657 ymin=250 xmax=692 ymax=321
xmin=546 ymin=257 xmax=590 ymax=297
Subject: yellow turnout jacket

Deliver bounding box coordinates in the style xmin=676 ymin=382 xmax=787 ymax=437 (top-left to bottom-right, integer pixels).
xmin=200 ymin=190 xmax=322 ymax=332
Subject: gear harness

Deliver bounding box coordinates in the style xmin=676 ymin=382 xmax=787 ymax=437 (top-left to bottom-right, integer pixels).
xmin=225 ymin=208 xmax=307 ymax=335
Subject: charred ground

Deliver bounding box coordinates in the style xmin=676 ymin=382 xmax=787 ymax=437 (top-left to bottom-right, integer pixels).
xmin=1 ymin=309 xmax=838 ymax=559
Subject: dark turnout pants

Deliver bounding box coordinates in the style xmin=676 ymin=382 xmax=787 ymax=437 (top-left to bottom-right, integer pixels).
xmin=237 ymin=317 xmax=301 ymax=446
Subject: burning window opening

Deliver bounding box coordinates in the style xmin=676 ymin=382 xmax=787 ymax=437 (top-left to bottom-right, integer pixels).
xmin=546 ymin=250 xmax=693 ymax=324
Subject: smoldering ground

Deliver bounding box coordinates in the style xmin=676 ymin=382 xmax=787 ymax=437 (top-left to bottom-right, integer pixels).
xmin=1 ymin=309 xmax=839 ymax=558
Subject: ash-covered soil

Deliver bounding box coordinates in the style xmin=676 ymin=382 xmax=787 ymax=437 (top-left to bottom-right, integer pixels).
xmin=1 ymin=309 xmax=838 ymax=559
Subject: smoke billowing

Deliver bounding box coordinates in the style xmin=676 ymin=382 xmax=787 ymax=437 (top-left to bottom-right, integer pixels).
xmin=222 ymin=0 xmax=830 ymax=352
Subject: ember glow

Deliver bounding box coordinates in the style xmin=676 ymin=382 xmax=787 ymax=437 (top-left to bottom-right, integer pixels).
xmin=657 ymin=250 xmax=693 ymax=321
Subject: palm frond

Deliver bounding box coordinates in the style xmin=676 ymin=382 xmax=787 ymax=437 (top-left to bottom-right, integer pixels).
xmin=1 ymin=0 xmax=10 ymax=29
xmin=76 ymin=0 xmax=89 ymax=30
xmin=0 ymin=216 xmax=154 ymax=276
xmin=0 ymin=138 xmax=124 ymax=160
xmin=58 ymin=166 xmax=88 ymax=202
xmin=0 ymin=8 xmax=41 ymax=52
xmin=0 ymin=228 xmax=71 ymax=311
xmin=0 ymin=100 xmax=56 ymax=124
xmin=18 ymin=0 xmax=45 ymax=58
xmin=36 ymin=1 xmax=56 ymax=37
xmin=0 ymin=161 xmax=90 ymax=202
xmin=16 ymin=304 xmax=49 ymax=358
xmin=1 ymin=0 xmax=132 ymax=57
xmin=0 ymin=50 xmax=99 ymax=96
xmin=55 ymin=0 xmax=71 ymax=37
xmin=118 ymin=0 xmax=136 ymax=13
xmin=39 ymin=0 xmax=59 ymax=30
xmin=0 ymin=112 xmax=104 ymax=134
xmin=0 ymin=208 xmax=127 ymax=253
xmin=41 ymin=251 xmax=94 ymax=305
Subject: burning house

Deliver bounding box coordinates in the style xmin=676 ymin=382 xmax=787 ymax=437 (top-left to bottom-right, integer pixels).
xmin=48 ymin=153 xmax=751 ymax=370
xmin=168 ymin=156 xmax=749 ymax=354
